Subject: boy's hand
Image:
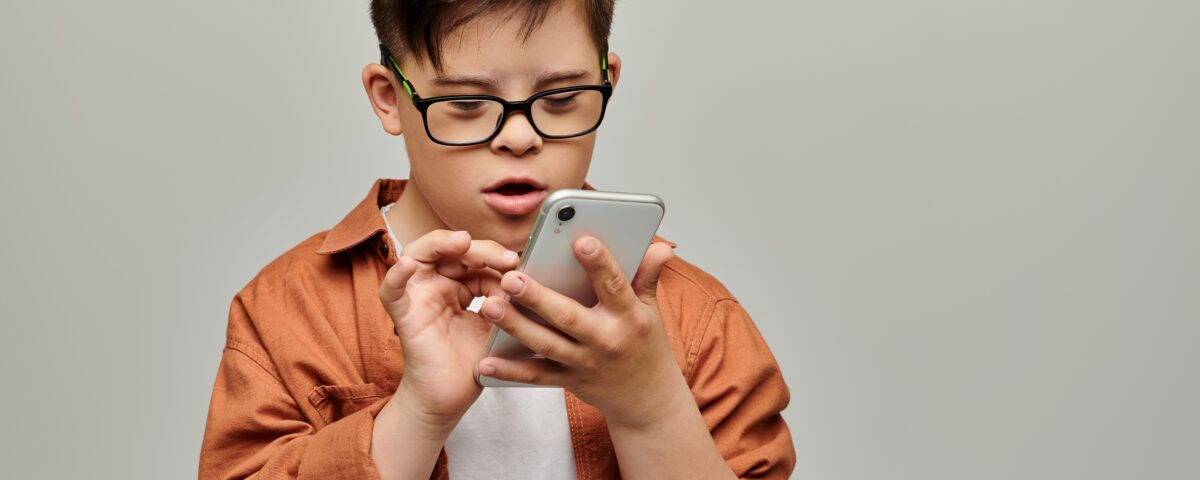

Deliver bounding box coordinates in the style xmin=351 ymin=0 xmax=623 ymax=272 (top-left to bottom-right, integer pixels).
xmin=377 ymin=229 xmax=519 ymax=427
xmin=475 ymin=236 xmax=686 ymax=430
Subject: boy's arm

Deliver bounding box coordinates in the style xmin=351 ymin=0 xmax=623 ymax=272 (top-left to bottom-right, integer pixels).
xmin=688 ymin=297 xmax=796 ymax=479
xmin=371 ymin=383 xmax=461 ymax=480
xmin=607 ymin=296 xmax=795 ymax=479
xmin=198 ymin=338 xmax=390 ymax=480
xmin=199 ymin=291 xmax=451 ymax=480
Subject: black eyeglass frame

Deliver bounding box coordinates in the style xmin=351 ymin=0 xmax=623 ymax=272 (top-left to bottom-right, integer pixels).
xmin=379 ymin=44 xmax=614 ymax=147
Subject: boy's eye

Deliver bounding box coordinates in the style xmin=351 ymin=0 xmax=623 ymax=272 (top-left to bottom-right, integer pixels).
xmin=540 ymin=92 xmax=580 ymax=108
xmin=447 ymin=100 xmax=486 ymax=112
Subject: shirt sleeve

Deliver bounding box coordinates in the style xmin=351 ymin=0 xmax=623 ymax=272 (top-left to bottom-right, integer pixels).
xmin=198 ymin=343 xmax=390 ymax=480
xmin=198 ymin=298 xmax=389 ymax=479
xmin=689 ymin=297 xmax=796 ymax=479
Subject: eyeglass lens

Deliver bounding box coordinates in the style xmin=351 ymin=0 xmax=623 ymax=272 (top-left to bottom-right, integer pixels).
xmin=425 ymin=89 xmax=605 ymax=144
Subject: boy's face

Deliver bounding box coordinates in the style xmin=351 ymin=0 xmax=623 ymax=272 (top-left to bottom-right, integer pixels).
xmin=363 ymin=2 xmax=621 ymax=252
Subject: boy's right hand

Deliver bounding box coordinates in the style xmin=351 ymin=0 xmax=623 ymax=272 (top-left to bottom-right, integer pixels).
xmin=377 ymin=229 xmax=519 ymax=427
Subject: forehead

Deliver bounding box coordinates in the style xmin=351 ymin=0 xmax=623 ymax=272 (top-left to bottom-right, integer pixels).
xmin=405 ymin=2 xmax=599 ymax=82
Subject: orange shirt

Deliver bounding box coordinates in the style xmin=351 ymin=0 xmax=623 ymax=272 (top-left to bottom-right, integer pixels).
xmin=199 ymin=178 xmax=795 ymax=479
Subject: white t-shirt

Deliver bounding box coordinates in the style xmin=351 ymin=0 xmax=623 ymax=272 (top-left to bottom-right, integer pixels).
xmin=381 ymin=202 xmax=578 ymax=479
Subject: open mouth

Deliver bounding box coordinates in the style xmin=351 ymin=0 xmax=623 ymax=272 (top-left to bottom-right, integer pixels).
xmin=482 ymin=179 xmax=548 ymax=216
xmin=491 ymin=182 xmax=538 ymax=196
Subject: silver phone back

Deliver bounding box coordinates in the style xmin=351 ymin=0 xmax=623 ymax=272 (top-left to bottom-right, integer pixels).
xmin=480 ymin=189 xmax=665 ymax=388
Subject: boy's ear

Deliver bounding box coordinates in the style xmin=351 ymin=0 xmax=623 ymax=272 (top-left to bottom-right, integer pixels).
xmin=362 ymin=63 xmax=404 ymax=136
xmin=607 ymin=51 xmax=622 ymax=91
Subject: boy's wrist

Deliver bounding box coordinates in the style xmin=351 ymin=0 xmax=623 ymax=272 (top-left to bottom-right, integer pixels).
xmin=385 ymin=382 xmax=463 ymax=440
xmin=603 ymin=366 xmax=696 ymax=432
xmin=371 ymin=384 xmax=459 ymax=480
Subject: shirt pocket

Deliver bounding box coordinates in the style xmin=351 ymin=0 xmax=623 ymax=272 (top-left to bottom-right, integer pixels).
xmin=306 ymin=382 xmax=389 ymax=426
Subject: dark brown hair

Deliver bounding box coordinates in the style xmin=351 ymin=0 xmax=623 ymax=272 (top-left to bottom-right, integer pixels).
xmin=370 ymin=0 xmax=616 ymax=73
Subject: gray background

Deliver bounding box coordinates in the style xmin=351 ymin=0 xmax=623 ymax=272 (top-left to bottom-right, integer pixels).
xmin=1 ymin=1 xmax=1196 ymax=479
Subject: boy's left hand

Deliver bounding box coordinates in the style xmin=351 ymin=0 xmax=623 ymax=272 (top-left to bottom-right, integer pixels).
xmin=477 ymin=236 xmax=685 ymax=430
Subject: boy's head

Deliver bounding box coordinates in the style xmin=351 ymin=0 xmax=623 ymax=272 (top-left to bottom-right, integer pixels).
xmin=363 ymin=0 xmax=621 ymax=252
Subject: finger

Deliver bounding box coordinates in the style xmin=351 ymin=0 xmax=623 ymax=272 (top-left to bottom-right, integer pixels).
xmin=436 ymin=256 xmax=469 ymax=279
xmin=379 ymin=256 xmax=419 ymax=305
xmin=631 ymin=242 xmax=674 ymax=305
xmin=460 ymin=240 xmax=521 ymax=271
xmin=479 ymin=296 xmax=586 ymax=366
xmin=437 ymin=240 xmax=519 ymax=279
xmin=462 ymin=268 xmax=506 ymax=299
xmin=572 ymin=236 xmax=640 ymax=314
xmin=401 ymin=229 xmax=471 ymax=263
xmin=499 ymin=270 xmax=601 ymax=344
xmin=477 ymin=356 xmax=571 ymax=388
xmin=455 ymin=280 xmax=475 ymax=310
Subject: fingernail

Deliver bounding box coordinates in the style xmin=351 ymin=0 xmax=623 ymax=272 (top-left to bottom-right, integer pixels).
xmin=503 ymin=250 xmax=519 ymax=262
xmin=452 ymin=231 xmax=469 ymax=241
xmin=579 ymin=237 xmax=597 ymax=256
xmin=502 ymin=274 xmax=525 ymax=295
xmin=482 ymin=300 xmax=504 ymax=321
xmin=480 ymin=364 xmax=496 ymax=376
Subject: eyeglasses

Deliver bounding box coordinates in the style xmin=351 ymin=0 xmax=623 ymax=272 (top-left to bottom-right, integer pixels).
xmin=379 ymin=44 xmax=613 ymax=146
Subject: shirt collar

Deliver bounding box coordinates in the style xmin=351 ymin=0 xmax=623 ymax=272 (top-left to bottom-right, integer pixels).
xmin=316 ymin=177 xmax=676 ymax=255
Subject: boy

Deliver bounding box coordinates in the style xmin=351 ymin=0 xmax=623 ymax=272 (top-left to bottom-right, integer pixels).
xmin=199 ymin=1 xmax=794 ymax=479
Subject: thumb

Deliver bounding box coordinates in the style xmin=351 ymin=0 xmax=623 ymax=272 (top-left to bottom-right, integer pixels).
xmin=631 ymin=242 xmax=674 ymax=305
xmin=379 ymin=256 xmax=418 ymax=306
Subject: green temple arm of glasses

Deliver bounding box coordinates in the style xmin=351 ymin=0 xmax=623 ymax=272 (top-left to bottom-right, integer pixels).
xmin=384 ymin=55 xmax=417 ymax=98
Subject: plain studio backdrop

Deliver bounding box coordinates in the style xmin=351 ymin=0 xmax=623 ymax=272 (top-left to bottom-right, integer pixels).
xmin=1 ymin=1 xmax=1196 ymax=479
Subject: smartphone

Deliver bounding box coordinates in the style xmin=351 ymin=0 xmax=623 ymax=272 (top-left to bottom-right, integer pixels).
xmin=478 ymin=189 xmax=666 ymax=388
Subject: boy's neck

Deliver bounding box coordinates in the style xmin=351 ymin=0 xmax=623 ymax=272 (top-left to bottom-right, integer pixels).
xmin=386 ymin=177 xmax=449 ymax=248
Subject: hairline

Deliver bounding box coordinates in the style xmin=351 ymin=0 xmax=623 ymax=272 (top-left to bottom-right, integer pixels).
xmin=387 ymin=0 xmax=606 ymax=76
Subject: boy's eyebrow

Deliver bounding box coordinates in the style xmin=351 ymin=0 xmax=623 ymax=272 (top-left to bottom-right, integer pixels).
xmin=432 ymin=69 xmax=593 ymax=90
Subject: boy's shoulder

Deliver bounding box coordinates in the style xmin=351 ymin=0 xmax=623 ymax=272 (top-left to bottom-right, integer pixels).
xmin=261 ymin=229 xmax=342 ymax=276
xmin=233 ymin=229 xmax=349 ymax=302
xmin=235 ymin=178 xmax=403 ymax=299
xmin=659 ymin=254 xmax=739 ymax=304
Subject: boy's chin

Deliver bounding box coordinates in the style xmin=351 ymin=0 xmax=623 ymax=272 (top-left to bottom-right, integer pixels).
xmin=497 ymin=230 xmax=533 ymax=254
xmin=468 ymin=222 xmax=531 ymax=253
xmin=482 ymin=212 xmax=538 ymax=245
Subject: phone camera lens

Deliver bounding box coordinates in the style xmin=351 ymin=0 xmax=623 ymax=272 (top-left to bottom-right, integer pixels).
xmin=557 ymin=206 xmax=575 ymax=222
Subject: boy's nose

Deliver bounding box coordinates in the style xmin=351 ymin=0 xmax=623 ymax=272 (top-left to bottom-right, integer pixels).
xmin=489 ymin=112 xmax=543 ymax=157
